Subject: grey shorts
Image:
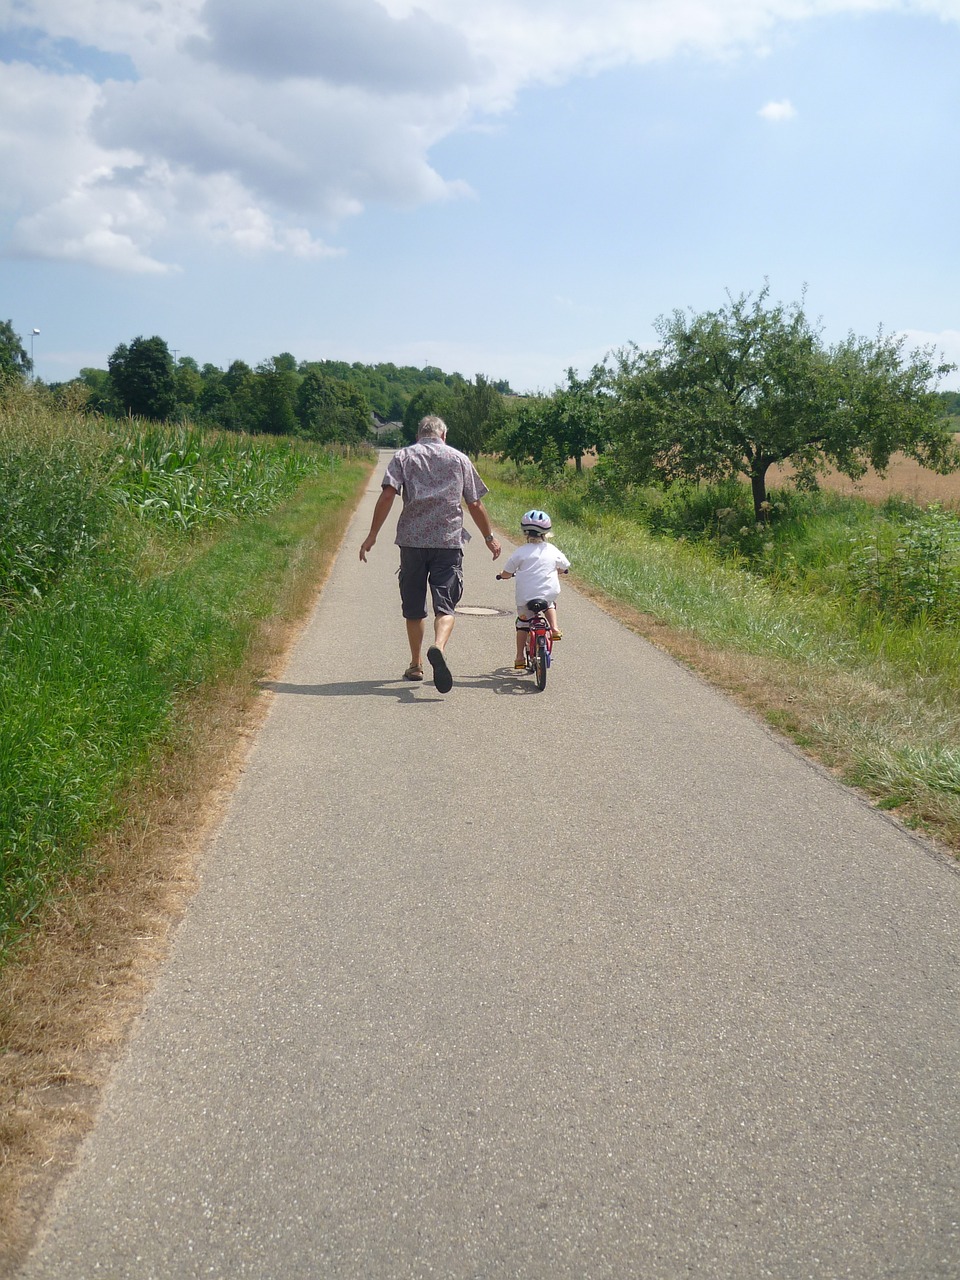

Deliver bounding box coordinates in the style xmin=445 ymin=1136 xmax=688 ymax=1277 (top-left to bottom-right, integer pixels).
xmin=398 ymin=546 xmax=463 ymax=620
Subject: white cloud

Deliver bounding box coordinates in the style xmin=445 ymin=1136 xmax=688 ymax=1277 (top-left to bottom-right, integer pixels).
xmin=186 ymin=0 xmax=481 ymax=93
xmin=1 ymin=0 xmax=958 ymax=271
xmin=759 ymin=98 xmax=797 ymax=121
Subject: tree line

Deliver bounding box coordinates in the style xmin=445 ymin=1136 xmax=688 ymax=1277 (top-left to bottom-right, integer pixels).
xmin=498 ymin=287 xmax=959 ymax=519
xmin=3 ymin=286 xmax=958 ymax=515
xmin=81 ymin=338 xmax=515 ymax=451
xmin=0 ymin=326 xmax=515 ymax=453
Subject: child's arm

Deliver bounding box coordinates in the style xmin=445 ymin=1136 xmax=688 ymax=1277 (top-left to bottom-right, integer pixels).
xmin=497 ymin=570 xmax=514 ymax=580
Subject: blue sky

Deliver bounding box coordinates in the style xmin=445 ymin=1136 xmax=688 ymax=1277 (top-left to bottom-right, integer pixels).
xmin=2 ymin=0 xmax=958 ymax=394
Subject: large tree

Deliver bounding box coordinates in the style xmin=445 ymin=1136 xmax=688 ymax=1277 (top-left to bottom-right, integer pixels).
xmin=108 ymin=335 xmax=177 ymax=420
xmin=445 ymin=374 xmax=505 ymax=457
xmin=296 ymin=369 xmax=370 ymax=442
xmin=402 ymin=382 xmax=454 ymax=444
xmin=611 ymin=287 xmax=958 ymax=519
xmin=251 ymin=357 xmax=299 ymax=436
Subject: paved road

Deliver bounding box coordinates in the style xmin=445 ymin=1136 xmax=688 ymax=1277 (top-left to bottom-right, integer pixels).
xmin=20 ymin=458 xmax=960 ymax=1279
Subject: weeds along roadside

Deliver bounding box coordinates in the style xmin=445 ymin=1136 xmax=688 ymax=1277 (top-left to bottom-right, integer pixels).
xmin=479 ymin=461 xmax=960 ymax=855
xmin=0 ymin=396 xmax=373 ymax=962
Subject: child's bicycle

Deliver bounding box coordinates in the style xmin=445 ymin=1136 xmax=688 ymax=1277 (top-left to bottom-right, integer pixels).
xmin=496 ymin=575 xmax=553 ymax=691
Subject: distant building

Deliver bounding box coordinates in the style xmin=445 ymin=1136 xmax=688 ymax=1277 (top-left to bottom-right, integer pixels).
xmin=370 ymin=411 xmax=403 ymax=440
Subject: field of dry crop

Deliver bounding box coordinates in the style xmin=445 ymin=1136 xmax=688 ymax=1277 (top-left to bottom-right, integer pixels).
xmin=768 ymin=439 xmax=960 ymax=509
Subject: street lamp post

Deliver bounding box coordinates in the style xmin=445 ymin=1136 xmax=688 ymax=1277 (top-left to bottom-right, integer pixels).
xmin=30 ymin=328 xmax=40 ymax=380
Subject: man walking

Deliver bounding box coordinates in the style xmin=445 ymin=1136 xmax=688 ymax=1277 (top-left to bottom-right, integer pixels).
xmin=359 ymin=416 xmax=501 ymax=692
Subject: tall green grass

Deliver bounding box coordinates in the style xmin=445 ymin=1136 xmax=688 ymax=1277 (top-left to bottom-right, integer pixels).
xmin=481 ymin=462 xmax=960 ymax=848
xmin=110 ymin=425 xmax=327 ymax=531
xmin=0 ymin=395 xmax=370 ymax=955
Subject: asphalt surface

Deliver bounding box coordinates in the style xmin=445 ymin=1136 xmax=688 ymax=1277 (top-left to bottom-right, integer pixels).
xmin=20 ymin=457 xmax=960 ymax=1279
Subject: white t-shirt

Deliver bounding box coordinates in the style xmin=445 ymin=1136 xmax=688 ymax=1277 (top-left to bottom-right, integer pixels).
xmin=503 ymin=540 xmax=571 ymax=610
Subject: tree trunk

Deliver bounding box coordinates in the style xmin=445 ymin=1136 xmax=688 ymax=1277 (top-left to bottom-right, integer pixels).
xmin=750 ymin=464 xmax=770 ymax=522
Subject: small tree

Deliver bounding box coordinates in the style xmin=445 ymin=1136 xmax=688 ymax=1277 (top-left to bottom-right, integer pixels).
xmin=611 ymin=287 xmax=958 ymax=520
xmin=500 ymin=366 xmax=610 ymax=474
xmin=108 ymin=335 xmax=177 ymax=420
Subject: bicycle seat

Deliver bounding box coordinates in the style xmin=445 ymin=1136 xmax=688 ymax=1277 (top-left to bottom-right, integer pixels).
xmin=525 ymin=598 xmax=550 ymax=613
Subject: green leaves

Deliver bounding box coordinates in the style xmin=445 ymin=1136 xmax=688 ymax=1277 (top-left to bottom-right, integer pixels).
xmin=108 ymin=335 xmax=178 ymax=421
xmin=847 ymin=503 xmax=960 ymax=625
xmin=0 ymin=438 xmax=108 ymax=605
xmin=499 ymin=366 xmax=610 ymax=475
xmin=109 ymin=425 xmax=327 ymax=532
xmin=610 ymin=285 xmax=959 ymax=521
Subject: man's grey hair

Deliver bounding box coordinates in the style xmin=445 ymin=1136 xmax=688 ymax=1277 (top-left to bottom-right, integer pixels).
xmin=417 ymin=415 xmax=447 ymax=440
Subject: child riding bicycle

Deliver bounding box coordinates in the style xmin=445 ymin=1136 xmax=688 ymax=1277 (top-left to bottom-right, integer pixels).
xmin=497 ymin=510 xmax=571 ymax=670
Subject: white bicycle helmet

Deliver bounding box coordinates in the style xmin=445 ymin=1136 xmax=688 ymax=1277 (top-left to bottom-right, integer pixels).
xmin=520 ymin=508 xmax=552 ymax=533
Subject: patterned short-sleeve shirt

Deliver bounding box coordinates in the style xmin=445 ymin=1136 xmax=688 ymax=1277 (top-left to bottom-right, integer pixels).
xmin=382 ymin=439 xmax=489 ymax=549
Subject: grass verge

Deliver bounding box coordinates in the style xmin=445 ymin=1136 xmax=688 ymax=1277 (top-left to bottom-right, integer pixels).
xmin=481 ymin=466 xmax=960 ymax=857
xmin=0 ymin=454 xmax=372 ymax=1269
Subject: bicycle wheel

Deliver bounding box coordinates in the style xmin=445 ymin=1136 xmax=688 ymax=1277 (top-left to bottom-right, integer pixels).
xmin=534 ymin=635 xmax=548 ymax=690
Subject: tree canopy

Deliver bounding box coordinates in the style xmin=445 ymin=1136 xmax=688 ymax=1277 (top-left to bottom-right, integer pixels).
xmin=0 ymin=320 xmax=30 ymax=386
xmin=501 ymin=366 xmax=610 ymax=473
xmin=609 ymin=287 xmax=958 ymax=519
xmin=108 ymin=336 xmax=177 ymax=421
xmin=296 ymin=370 xmax=370 ymax=443
xmin=444 ymin=374 xmax=506 ymax=457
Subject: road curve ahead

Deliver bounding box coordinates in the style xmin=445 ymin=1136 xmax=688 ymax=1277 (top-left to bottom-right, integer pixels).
xmin=20 ymin=457 xmax=960 ymax=1279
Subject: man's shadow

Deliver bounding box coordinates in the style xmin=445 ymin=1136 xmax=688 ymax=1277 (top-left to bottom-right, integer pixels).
xmin=260 ymin=668 xmax=540 ymax=701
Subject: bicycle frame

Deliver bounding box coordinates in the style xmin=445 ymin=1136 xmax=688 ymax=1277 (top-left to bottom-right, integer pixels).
xmin=524 ymin=610 xmax=553 ymax=670
xmin=521 ymin=597 xmax=553 ymax=690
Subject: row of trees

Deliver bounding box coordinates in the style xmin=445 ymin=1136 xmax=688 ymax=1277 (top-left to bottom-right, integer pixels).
xmin=502 ymin=288 xmax=959 ymax=520
xmin=83 ymin=339 xmax=498 ymax=446
xmin=4 ymin=293 xmax=957 ymax=506
xmin=0 ymin=328 xmax=514 ymax=450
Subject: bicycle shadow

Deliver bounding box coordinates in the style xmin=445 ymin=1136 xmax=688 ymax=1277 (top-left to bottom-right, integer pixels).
xmin=458 ymin=669 xmax=542 ymax=696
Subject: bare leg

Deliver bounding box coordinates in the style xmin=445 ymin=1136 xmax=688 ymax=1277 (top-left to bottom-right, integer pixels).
xmin=406 ymin=617 xmax=425 ymax=667
xmin=427 ymin=613 xmax=456 ymax=693
xmin=546 ymin=606 xmax=560 ymax=635
xmin=433 ymin=612 xmax=455 ymax=651
xmin=515 ymin=622 xmax=527 ymax=664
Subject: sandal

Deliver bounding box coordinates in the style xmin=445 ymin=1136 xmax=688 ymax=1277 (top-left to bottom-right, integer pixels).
xmin=514 ymin=659 xmax=527 ymax=670
xmin=403 ymin=663 xmax=424 ymax=681
xmin=551 ymin=629 xmax=563 ymax=640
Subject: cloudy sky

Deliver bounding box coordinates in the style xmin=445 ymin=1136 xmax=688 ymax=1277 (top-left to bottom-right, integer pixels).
xmin=2 ymin=0 xmax=958 ymax=392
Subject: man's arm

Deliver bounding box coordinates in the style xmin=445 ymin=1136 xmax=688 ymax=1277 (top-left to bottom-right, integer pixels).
xmin=360 ymin=486 xmax=398 ymax=561
xmin=466 ymin=499 xmax=501 ymax=560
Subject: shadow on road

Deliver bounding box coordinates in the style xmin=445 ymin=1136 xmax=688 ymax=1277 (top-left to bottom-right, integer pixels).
xmin=458 ymin=670 xmax=542 ymax=696
xmin=259 ymin=669 xmax=540 ymax=700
